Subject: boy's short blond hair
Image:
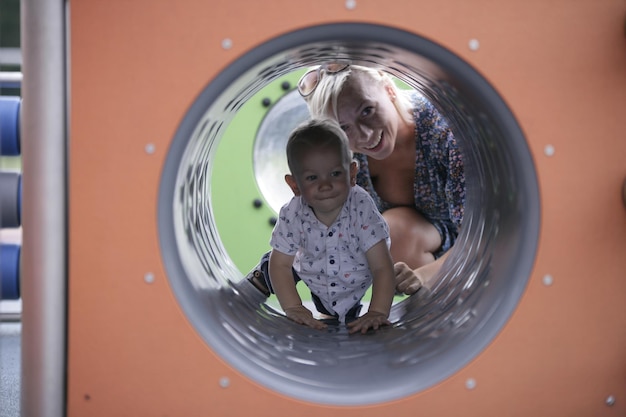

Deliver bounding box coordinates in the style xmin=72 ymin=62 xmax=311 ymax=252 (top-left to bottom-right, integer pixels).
xmin=286 ymin=118 xmax=353 ymax=176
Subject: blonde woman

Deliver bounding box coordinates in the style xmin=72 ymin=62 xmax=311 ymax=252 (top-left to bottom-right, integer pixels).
xmin=299 ymin=64 xmax=465 ymax=294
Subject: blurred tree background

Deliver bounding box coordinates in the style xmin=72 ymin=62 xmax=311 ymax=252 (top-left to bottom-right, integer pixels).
xmin=0 ymin=0 xmax=20 ymax=47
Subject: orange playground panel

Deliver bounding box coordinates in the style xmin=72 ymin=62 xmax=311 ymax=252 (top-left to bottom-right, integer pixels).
xmin=67 ymin=1 xmax=626 ymax=416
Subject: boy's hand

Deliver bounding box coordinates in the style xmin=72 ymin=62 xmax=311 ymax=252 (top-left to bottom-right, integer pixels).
xmin=284 ymin=306 xmax=328 ymax=330
xmin=347 ymin=311 xmax=391 ymax=334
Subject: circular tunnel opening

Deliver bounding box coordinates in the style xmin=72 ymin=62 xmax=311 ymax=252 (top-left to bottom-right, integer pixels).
xmin=158 ymin=23 xmax=540 ymax=406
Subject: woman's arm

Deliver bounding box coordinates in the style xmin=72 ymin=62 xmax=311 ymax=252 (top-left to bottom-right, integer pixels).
xmin=268 ymin=250 xmax=327 ymax=330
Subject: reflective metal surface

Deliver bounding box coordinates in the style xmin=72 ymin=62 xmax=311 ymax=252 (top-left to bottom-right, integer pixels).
xmin=253 ymin=89 xmax=309 ymax=214
xmin=158 ymin=23 xmax=539 ymax=406
xmin=20 ymin=1 xmax=68 ymax=416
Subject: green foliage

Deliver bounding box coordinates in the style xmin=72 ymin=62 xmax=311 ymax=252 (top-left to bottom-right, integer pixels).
xmin=0 ymin=0 xmax=20 ymax=47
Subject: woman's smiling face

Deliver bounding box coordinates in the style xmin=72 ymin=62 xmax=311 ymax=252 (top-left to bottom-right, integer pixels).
xmin=335 ymin=71 xmax=400 ymax=160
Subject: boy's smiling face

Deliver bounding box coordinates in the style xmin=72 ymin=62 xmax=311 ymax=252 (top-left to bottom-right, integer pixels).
xmin=286 ymin=144 xmax=356 ymax=225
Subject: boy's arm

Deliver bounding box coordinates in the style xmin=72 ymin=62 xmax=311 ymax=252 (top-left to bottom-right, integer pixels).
xmin=269 ymin=250 xmax=327 ymax=330
xmin=347 ymin=239 xmax=395 ymax=334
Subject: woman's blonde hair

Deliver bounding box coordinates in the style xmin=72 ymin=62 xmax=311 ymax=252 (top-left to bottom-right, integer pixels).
xmin=304 ymin=65 xmax=414 ymax=126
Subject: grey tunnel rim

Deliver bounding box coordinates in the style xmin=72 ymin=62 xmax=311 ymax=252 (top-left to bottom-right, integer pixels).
xmin=158 ymin=22 xmax=540 ymax=406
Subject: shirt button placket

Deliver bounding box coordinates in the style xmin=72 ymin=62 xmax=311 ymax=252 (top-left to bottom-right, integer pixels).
xmin=326 ymin=228 xmax=339 ymax=306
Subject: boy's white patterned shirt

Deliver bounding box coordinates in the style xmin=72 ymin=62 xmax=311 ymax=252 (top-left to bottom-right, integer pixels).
xmin=270 ymin=185 xmax=390 ymax=323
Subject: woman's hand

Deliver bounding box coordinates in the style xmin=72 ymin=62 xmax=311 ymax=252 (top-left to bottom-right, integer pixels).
xmin=394 ymin=251 xmax=450 ymax=295
xmin=347 ymin=311 xmax=391 ymax=334
xmin=394 ymin=262 xmax=425 ymax=295
xmin=284 ymin=306 xmax=327 ymax=330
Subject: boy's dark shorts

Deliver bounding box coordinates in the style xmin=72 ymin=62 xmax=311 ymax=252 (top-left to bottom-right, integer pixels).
xmin=253 ymin=252 xmax=362 ymax=323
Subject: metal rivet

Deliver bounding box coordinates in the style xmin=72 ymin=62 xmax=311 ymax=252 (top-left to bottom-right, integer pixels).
xmin=606 ymin=395 xmax=616 ymax=406
xmin=145 ymin=143 xmax=155 ymax=154
xmin=221 ymin=38 xmax=233 ymax=50
xmin=468 ymin=39 xmax=480 ymax=51
xmin=542 ymin=274 xmax=553 ymax=286
xmin=219 ymin=377 xmax=230 ymax=388
xmin=345 ymin=0 xmax=356 ymax=9
xmin=144 ymin=273 xmax=155 ymax=284
xmin=544 ymin=144 xmax=555 ymax=157
xmin=465 ymin=378 xmax=477 ymax=390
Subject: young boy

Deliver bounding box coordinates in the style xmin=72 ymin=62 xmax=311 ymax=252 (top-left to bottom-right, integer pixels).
xmin=268 ymin=118 xmax=395 ymax=334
